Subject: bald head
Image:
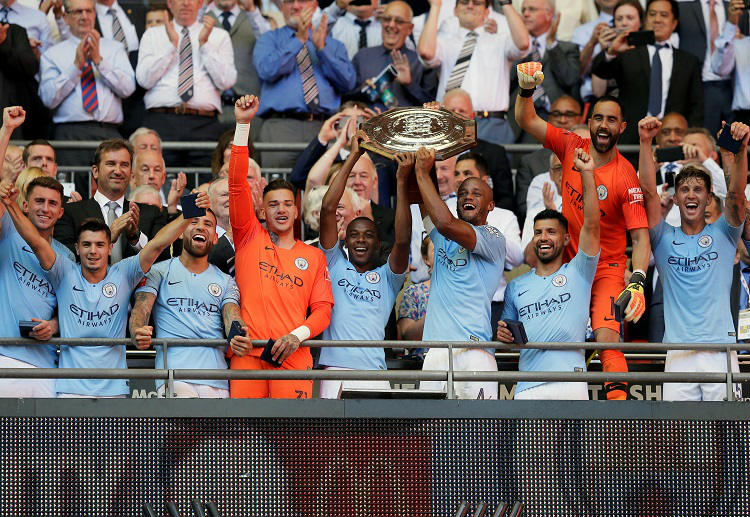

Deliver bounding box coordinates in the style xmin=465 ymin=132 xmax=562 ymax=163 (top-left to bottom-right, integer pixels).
xmin=456 ymin=176 xmax=494 ymax=226
xmin=381 ymin=1 xmax=414 ymax=50
xmin=442 ymin=89 xmax=474 ymax=119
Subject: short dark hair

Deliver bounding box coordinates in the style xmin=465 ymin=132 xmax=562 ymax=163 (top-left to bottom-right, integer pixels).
xmin=22 ymin=139 xmax=55 ymax=165
xmin=263 ymin=179 xmax=296 ymax=197
xmin=93 ymin=138 xmax=133 ymax=169
xmin=646 ymin=0 xmax=679 ymax=20
xmin=456 ymin=152 xmax=489 ymax=177
xmin=533 ymin=209 xmax=568 ymax=231
xmin=615 ymin=0 xmax=644 ymax=23
xmin=76 ymin=218 xmax=111 ymax=243
xmin=26 ymin=176 xmax=64 ymax=202
xmin=674 ymin=164 xmax=711 ymax=192
xmin=591 ymin=95 xmax=625 ymax=122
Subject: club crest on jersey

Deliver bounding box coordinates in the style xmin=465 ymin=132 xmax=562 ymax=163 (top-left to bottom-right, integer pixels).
xmin=295 ymin=257 xmax=309 ymax=271
xmin=208 ymin=283 xmax=222 ymax=297
xmin=597 ymin=185 xmax=608 ymax=200
xmin=365 ymin=271 xmax=380 ymax=284
xmin=552 ymin=274 xmax=567 ymax=287
xmin=698 ymin=235 xmax=712 ymax=248
xmin=102 ymin=282 xmax=117 ymax=298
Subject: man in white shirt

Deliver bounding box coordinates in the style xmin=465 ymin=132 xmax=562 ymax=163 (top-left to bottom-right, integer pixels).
xmin=711 ymin=0 xmax=750 ymax=126
xmin=38 ymin=0 xmax=135 ymax=173
xmin=136 ymin=0 xmax=236 ymax=165
xmin=417 ymin=0 xmax=529 ymax=145
xmin=0 ymin=0 xmax=54 ymax=52
xmin=324 ymin=0 xmax=381 ymax=59
xmin=571 ymin=0 xmax=614 ymax=100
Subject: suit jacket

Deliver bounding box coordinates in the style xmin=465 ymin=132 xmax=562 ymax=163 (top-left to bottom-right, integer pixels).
xmin=515 ymin=147 xmax=553 ymax=222
xmin=592 ymin=46 xmax=704 ymax=144
xmin=54 ymin=198 xmax=170 ymax=262
xmin=474 ymin=139 xmax=515 ymax=212
xmin=371 ymin=200 xmax=395 ymax=248
xmin=208 ymin=233 xmax=235 ymax=277
xmin=207 ymin=10 xmax=260 ymax=97
xmin=677 ymin=0 xmax=730 ymax=64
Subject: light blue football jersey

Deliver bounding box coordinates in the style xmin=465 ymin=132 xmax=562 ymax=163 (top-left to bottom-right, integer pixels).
xmin=48 ymin=253 xmax=145 ymax=396
xmin=502 ymin=249 xmax=599 ymax=394
xmin=320 ymin=245 xmax=406 ymax=370
xmin=0 ymin=212 xmax=73 ymax=368
xmin=137 ymin=258 xmax=240 ymax=389
xmin=422 ymin=221 xmax=506 ymax=346
xmin=651 ymin=216 xmax=741 ymax=344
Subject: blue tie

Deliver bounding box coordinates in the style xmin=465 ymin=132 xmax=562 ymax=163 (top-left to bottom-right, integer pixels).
xmin=0 ymin=6 xmax=9 ymax=23
xmin=648 ymin=43 xmax=667 ymax=117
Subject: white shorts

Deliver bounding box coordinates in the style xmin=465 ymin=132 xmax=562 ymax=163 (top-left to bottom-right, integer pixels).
xmin=420 ymin=348 xmax=498 ymax=400
xmin=0 ymin=355 xmax=56 ymax=398
xmin=663 ymin=350 xmax=741 ymax=401
xmin=57 ymin=393 xmax=127 ymax=398
xmin=514 ymin=381 xmax=589 ymax=400
xmin=157 ymin=381 xmax=229 ymax=399
xmin=319 ymin=366 xmax=391 ymax=399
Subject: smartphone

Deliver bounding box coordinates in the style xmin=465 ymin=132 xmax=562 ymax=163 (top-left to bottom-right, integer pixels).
xmin=664 ymin=170 xmax=676 ymax=196
xmin=19 ymin=320 xmax=37 ymax=337
xmin=655 ymin=146 xmax=685 ymax=163
xmin=627 ymin=30 xmax=655 ymax=47
xmin=717 ymin=124 xmax=742 ymax=154
xmin=180 ymin=193 xmax=205 ymax=219
xmin=503 ymin=320 xmax=529 ymax=345
xmin=260 ymin=338 xmax=283 ymax=367
xmin=227 ymin=320 xmax=245 ymax=343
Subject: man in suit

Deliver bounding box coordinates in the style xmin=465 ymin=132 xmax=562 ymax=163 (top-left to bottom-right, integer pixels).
xmin=207 ymin=176 xmax=235 ymax=276
xmin=592 ymin=0 xmax=704 ymax=144
xmin=510 ymin=0 xmax=580 ymax=141
xmin=347 ymin=151 xmax=396 ymax=249
xmin=54 ymin=138 xmax=169 ymax=262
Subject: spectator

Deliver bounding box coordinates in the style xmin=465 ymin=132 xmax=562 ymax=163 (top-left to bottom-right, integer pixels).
xmin=499 ymin=149 xmax=600 ymax=400
xmin=326 ymin=0 xmax=381 ymax=59
xmin=418 ymin=0 xmax=529 ymax=145
xmin=206 ymin=0 xmax=271 ymax=128
xmin=22 ymin=139 xmax=58 ymax=178
xmin=345 ymin=151 xmax=395 ymax=248
xmin=638 ymin=117 xmax=748 ymax=401
xmin=1 ymin=181 xmax=211 ymax=398
xmin=136 ymin=0 xmax=237 ymax=166
xmin=90 ymin=0 xmax=140 ymax=54
xmin=511 ymin=0 xmax=581 ymax=122
xmin=654 ymin=111 xmax=686 ymax=148
xmin=516 ymin=81 xmax=651 ymax=400
xmin=39 ymin=0 xmax=136 ymax=173
xmin=1 ymin=144 xmax=24 ymax=181
xmin=514 ymin=95 xmax=582 ymax=220
xmin=253 ymin=0 xmax=356 ymax=167
xmin=512 ymin=0 xmax=599 ymax=42
xmin=592 ymin=0 xmax=643 ymax=97
xmin=415 ymin=147 xmax=506 ymax=399
xmin=571 ymin=0 xmax=615 ymax=101
xmin=448 ymin=152 xmax=523 ymax=331
xmin=704 ymin=191 xmax=722 ymax=224
xmin=396 ymin=235 xmax=433 ymax=341
xmin=350 ymin=1 xmax=436 ymax=108
xmin=711 ymin=0 xmax=750 ymax=126
xmin=521 ymin=153 xmax=562 ymax=253
xmin=317 ymin=135 xmax=410 ymax=398
xmin=0 ymin=0 xmax=54 ymax=53
xmin=591 ymin=0 xmax=704 ymax=144
xmin=301 ymin=184 xmax=327 ymax=241
xmin=440 ymin=90 xmax=515 ymax=211
xmin=130 ymin=207 xmax=246 ymax=398
xmin=132 ymin=150 xmax=188 ymax=216
xmin=228 ymin=95 xmax=333 ymax=399
xmin=128 ymin=184 xmax=162 ymax=207
xmin=145 ymin=5 xmax=170 ymax=29
xmin=53 ymin=138 xmax=169 ymax=263
xmin=129 ymin=127 xmax=162 ymax=155
xmin=207 ymin=177 xmax=237 ymax=276
xmin=676 ymin=0 xmax=732 ymax=136
xmin=0 ymin=107 xmax=71 ymax=398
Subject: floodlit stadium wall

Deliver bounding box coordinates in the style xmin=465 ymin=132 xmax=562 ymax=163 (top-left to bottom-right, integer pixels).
xmin=1 ymin=399 xmax=748 ymax=517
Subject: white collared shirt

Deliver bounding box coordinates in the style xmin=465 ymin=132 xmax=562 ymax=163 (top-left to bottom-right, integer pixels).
xmin=699 ymin=0 xmax=726 ymax=82
xmin=136 ymin=20 xmax=237 ymax=112
xmin=571 ymin=11 xmax=612 ymax=100
xmin=93 ymin=190 xmax=148 ymax=249
xmin=521 ymin=171 xmax=562 ymax=251
xmin=0 ymin=0 xmax=54 ymax=51
xmin=96 ymin=1 xmax=139 ymax=51
xmin=38 ymin=35 xmax=135 ymax=123
xmin=711 ymin=22 xmax=749 ymax=110
xmin=428 ymin=21 xmax=527 ymax=111
xmin=646 ymin=41 xmax=674 ymax=119
xmin=328 ymin=11 xmax=382 ymax=60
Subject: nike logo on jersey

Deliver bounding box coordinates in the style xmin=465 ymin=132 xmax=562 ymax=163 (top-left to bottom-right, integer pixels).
xmin=168 ymin=280 xmax=181 ymax=285
xmin=265 ymin=246 xmax=274 ymax=251
xmin=73 ymin=286 xmax=83 ymax=292
xmin=519 ymin=289 xmax=529 ymax=296
xmin=22 ymin=245 xmax=34 ymax=254
xmin=672 ymin=241 xmax=684 ymax=246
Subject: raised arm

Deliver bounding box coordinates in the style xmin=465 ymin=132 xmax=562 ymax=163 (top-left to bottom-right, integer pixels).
xmin=417 ymin=0 xmax=441 ymax=62
xmin=502 ymin=2 xmax=530 ymax=52
xmin=0 ymin=107 xmax=26 ymax=183
xmin=390 ymin=152 xmax=414 ymax=274
xmin=637 ymin=116 xmax=665 ymax=229
xmin=571 ymin=148 xmax=600 ymax=256
xmin=0 ymin=181 xmax=56 ymax=270
xmin=722 ymin=121 xmax=750 ymax=227
xmin=229 ymin=95 xmax=262 ymax=241
xmin=319 ymin=132 xmax=366 ymax=249
xmin=514 ymin=63 xmax=548 ymax=144
xmin=414 ymin=147 xmax=477 ymax=251
xmin=305 ymin=116 xmax=352 ymax=193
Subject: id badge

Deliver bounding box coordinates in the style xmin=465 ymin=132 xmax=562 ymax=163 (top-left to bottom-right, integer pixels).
xmin=738 ymin=309 xmax=750 ymax=340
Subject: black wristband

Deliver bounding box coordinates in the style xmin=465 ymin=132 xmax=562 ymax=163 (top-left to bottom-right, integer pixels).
xmin=519 ymin=87 xmax=535 ymax=98
xmin=628 ymin=271 xmax=646 ymax=289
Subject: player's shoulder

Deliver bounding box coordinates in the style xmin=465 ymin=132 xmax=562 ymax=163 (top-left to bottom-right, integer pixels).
xmin=476 ymin=223 xmax=506 ymax=241
xmin=294 ymin=240 xmax=328 ymax=267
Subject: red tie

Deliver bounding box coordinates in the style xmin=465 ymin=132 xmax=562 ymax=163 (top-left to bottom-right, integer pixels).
xmin=80 ymin=59 xmax=98 ymax=114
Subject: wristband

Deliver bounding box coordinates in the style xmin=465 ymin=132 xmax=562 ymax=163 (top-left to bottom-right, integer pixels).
xmin=290 ymin=325 xmax=311 ymax=343
xmin=233 ymin=123 xmax=250 ymax=146
xmin=519 ymin=87 xmax=535 ymax=98
xmin=629 ymin=270 xmax=646 ymax=288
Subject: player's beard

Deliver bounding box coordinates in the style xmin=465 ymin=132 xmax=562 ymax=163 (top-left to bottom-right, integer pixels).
xmin=534 ymin=241 xmax=563 ymax=264
xmin=591 ymin=128 xmax=620 ymax=154
xmin=183 ymin=236 xmax=212 ymax=258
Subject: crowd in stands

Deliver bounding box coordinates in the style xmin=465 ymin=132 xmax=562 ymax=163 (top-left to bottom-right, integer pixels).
xmin=0 ymin=0 xmax=750 ymax=401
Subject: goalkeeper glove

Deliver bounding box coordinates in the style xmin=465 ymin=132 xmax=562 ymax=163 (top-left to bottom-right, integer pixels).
xmin=516 ymin=62 xmax=545 ymax=92
xmin=615 ymin=270 xmax=646 ymax=323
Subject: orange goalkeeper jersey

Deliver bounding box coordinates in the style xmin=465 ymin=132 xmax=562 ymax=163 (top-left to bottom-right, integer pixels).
xmin=227 ymin=145 xmax=333 ymax=361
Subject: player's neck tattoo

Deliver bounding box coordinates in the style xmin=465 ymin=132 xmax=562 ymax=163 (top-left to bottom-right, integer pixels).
xmin=269 ymin=231 xmax=279 ymax=244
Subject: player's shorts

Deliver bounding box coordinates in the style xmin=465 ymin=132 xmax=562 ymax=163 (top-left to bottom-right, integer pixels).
xmin=663 ymin=350 xmax=742 ymax=401
xmin=319 ymin=367 xmax=391 ymax=399
xmin=0 ymin=355 xmax=55 ymax=398
xmin=230 ymin=348 xmax=313 ymax=399
xmin=157 ymin=382 xmax=229 ymax=399
xmin=590 ymin=272 xmax=625 ymax=333
xmin=514 ymin=381 xmax=589 ymax=400
xmin=420 ymin=348 xmax=498 ymax=400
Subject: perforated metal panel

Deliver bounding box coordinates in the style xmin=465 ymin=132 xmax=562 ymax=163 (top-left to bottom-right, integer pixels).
xmin=1 ymin=417 xmax=748 ymax=516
